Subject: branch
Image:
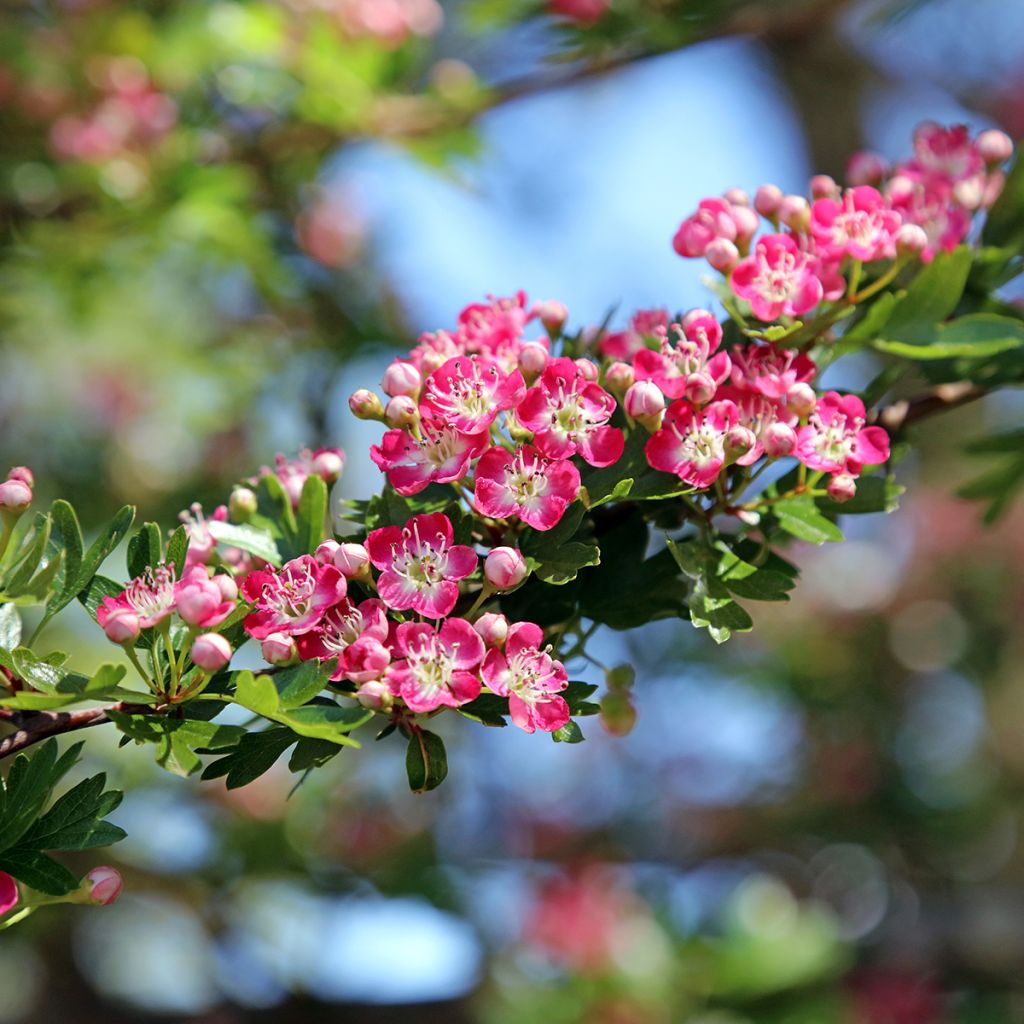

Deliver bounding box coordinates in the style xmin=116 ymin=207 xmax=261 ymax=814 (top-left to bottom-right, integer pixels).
xmin=0 ymin=703 xmax=151 ymax=760
xmin=869 ymin=382 xmax=988 ymax=433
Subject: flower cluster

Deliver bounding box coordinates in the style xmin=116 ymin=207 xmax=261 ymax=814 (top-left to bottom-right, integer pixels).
xmin=254 ymin=447 xmax=345 ymax=509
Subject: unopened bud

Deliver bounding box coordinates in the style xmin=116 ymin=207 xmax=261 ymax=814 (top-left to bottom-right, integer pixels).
xmin=723 ymin=187 xmax=749 ymax=207
xmin=6 ymin=467 xmax=34 ymax=488
xmin=600 ymin=692 xmax=637 ymax=737
xmin=977 ymin=128 xmax=1013 ymax=166
xmin=334 ymin=542 xmax=370 ymax=578
xmin=827 ymin=473 xmax=857 ymax=503
xmin=705 ymin=237 xmax=739 ymax=273
xmin=604 ymin=361 xmax=634 ymax=394
xmin=754 ymin=184 xmax=783 ymax=218
xmin=895 ymin=223 xmax=929 ymax=257
xmin=484 ymin=547 xmax=528 ymax=590
xmin=311 ymin=448 xmax=345 ymax=484
xmin=0 ymin=479 xmax=32 ymax=513
xmin=624 ymin=380 xmax=665 ymax=426
xmin=229 ymin=486 xmax=258 ymax=522
xmin=533 ymin=299 xmax=569 ymax=332
xmin=356 ymin=679 xmax=394 ymax=712
xmin=348 ymin=388 xmax=384 ymax=421
xmin=474 ymin=612 xmax=508 ymax=647
xmin=725 ymin=424 xmax=756 ymax=459
xmin=385 ymin=395 xmax=418 ymax=429
xmin=683 ymin=371 xmax=718 ymax=405
xmin=261 ymin=632 xmax=298 ymax=667
xmin=846 ymin=150 xmax=887 ymax=186
xmin=729 ymin=205 xmax=760 ymax=245
xmin=518 ymin=341 xmax=549 ymax=378
xmin=83 ymin=866 xmax=122 ymax=906
xmin=779 ymin=194 xmax=810 ymax=232
xmin=382 ymin=360 xmax=422 ymax=398
xmin=213 ymin=574 xmax=238 ymax=603
xmin=810 ymin=174 xmax=839 ymax=199
xmin=786 ymin=382 xmax=817 ymax=418
xmin=953 ymin=176 xmax=985 ymax=210
xmin=574 ymin=358 xmax=599 ymax=382
xmin=103 ymin=607 xmax=140 ymax=645
xmin=191 ymin=633 xmax=232 ymax=673
xmin=315 ymin=539 xmax=340 ymax=565
xmin=762 ymin=421 xmax=797 ymax=459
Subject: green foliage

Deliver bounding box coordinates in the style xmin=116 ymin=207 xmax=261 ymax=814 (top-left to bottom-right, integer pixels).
xmin=521 ymin=503 xmax=600 ymax=584
xmin=405 ymin=729 xmax=448 ymax=793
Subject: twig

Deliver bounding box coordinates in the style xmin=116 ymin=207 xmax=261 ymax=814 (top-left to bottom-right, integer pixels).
xmin=869 ymin=382 xmax=988 ymax=432
xmin=0 ymin=702 xmax=151 ymax=760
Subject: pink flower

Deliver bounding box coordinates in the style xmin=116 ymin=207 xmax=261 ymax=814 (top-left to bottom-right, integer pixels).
xmin=258 ymin=448 xmax=346 ymax=508
xmin=887 ymin=173 xmax=971 ymax=261
xmin=175 ymin=566 xmax=235 ymax=628
xmin=481 ymin=622 xmax=569 ymax=733
xmin=366 ymin=512 xmax=477 ymax=619
xmin=177 ymin=502 xmax=228 ymax=570
xmin=632 ymin=313 xmax=731 ymax=403
xmin=910 ymin=122 xmax=984 ymax=183
xmin=99 ymin=564 xmax=177 ymax=631
xmin=717 ymin=385 xmax=797 ymax=466
xmin=420 ymin=355 xmax=526 ymax=434
xmin=242 ymin=555 xmax=346 ymax=640
xmin=810 ymin=186 xmax=902 ymax=262
xmin=191 ymin=633 xmax=233 ymax=673
xmin=370 ymin=421 xmax=488 ymax=496
xmin=729 ymin=342 xmax=816 ymax=403
xmin=549 ymin=0 xmax=609 ymax=23
xmin=672 ymin=198 xmax=739 ymax=258
xmin=517 ymin=358 xmax=624 ymax=467
xmin=645 ymin=399 xmax=739 ymax=488
xmin=795 ymin=392 xmax=891 ymax=476
xmin=730 ymin=233 xmax=824 ymax=321
xmin=386 ymin=618 xmax=484 ymax=712
xmin=473 ymin=445 xmax=580 ymax=531
xmin=0 ymin=871 xmax=18 ymax=915
xmin=296 ymin=597 xmax=390 ymax=682
xmin=598 ymin=308 xmax=669 ymax=360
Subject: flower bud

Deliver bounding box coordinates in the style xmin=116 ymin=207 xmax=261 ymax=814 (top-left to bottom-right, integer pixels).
xmin=346 ymin=637 xmax=392 ymax=684
xmin=382 ymin=360 xmax=422 ymax=398
xmin=484 ymin=547 xmax=528 ymax=590
xmin=810 ymin=174 xmax=839 ymax=199
xmin=754 ymin=184 xmax=783 ymax=218
xmin=827 ymin=473 xmax=857 ymax=503
xmin=229 ymin=486 xmax=258 ymax=523
xmin=786 ymin=382 xmax=817 ymax=418
xmin=348 ymin=388 xmax=384 ymax=421
xmin=953 ymin=176 xmax=984 ymax=210
xmin=600 ymin=692 xmax=637 ymax=737
xmin=723 ymin=187 xmax=749 ymax=207
xmin=624 ymin=381 xmax=665 ymax=426
xmin=605 ymin=664 xmax=635 ymax=691
xmin=334 ymin=542 xmax=370 ymax=578
xmin=779 ymin=194 xmax=810 ymax=232
xmin=385 ymin=395 xmax=418 ymax=429
xmin=0 ymin=479 xmax=32 ymax=512
xmin=83 ymin=866 xmax=122 ymax=906
xmin=533 ymin=299 xmax=569 ymax=332
xmin=725 ymin=425 xmax=756 ymax=459
xmin=683 ymin=371 xmax=718 ymax=406
xmin=977 ymin=128 xmax=1013 ymax=166
xmin=212 ymin=573 xmax=238 ymax=603
xmin=103 ymin=607 xmax=141 ymax=645
xmin=574 ymin=358 xmax=599 ymax=382
xmin=474 ymin=612 xmax=508 ymax=648
xmin=518 ymin=341 xmax=549 ymax=378
xmin=729 ymin=205 xmax=760 ymax=245
xmin=982 ymin=170 xmax=1006 ymax=209
xmin=0 ymin=871 xmax=18 ymax=915
xmin=356 ymin=678 xmax=394 ymax=711
xmin=191 ymin=633 xmax=232 ymax=673
xmin=315 ymin=539 xmax=340 ymax=565
xmin=846 ymin=150 xmax=887 ymax=186
xmin=261 ymin=632 xmax=298 ymax=667
xmin=7 ymin=467 xmax=34 ymax=488
xmin=312 ymin=448 xmax=345 ymax=484
xmin=604 ymin=361 xmax=634 ymax=394
xmin=895 ymin=223 xmax=929 ymax=257
xmin=704 ymin=237 xmax=739 ymax=273
xmin=762 ymin=421 xmax=797 ymax=458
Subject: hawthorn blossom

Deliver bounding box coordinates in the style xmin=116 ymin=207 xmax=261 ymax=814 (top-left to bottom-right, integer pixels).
xmin=242 ymin=555 xmax=346 ymax=640
xmin=886 ymin=173 xmax=971 ymax=261
xmin=296 ymin=597 xmax=390 ymax=682
xmin=810 ymin=186 xmax=903 ymax=262
xmin=98 ymin=563 xmax=177 ymax=631
xmin=175 ymin=566 xmax=236 ymax=629
xmin=419 ymin=355 xmax=526 ymax=434
xmin=517 ymin=358 xmax=624 ymax=467
xmin=672 ymin=197 xmax=740 ymax=258
xmin=729 ymin=342 xmax=816 ymax=403
xmin=730 ymin=234 xmax=823 ymax=321
xmin=386 ymin=618 xmax=484 ymax=712
xmin=370 ymin=420 xmax=487 ymax=495
xmin=177 ymin=502 xmax=228 ymax=569
xmin=716 ymin=386 xmax=797 ymax=466
xmin=632 ymin=313 xmax=731 ymax=403
xmin=645 ymin=399 xmax=739 ymax=488
xmin=256 ymin=448 xmax=345 ymax=508
xmin=794 ymin=392 xmax=891 ymax=477
xmin=473 ymin=444 xmax=580 ymax=531
xmin=482 ymin=621 xmax=569 ymax=733
xmin=909 ymin=122 xmax=984 ymax=183
xmin=365 ymin=512 xmax=477 ymax=618
xmin=598 ymin=308 xmax=670 ymax=360
xmin=0 ymin=872 xmax=17 ymax=916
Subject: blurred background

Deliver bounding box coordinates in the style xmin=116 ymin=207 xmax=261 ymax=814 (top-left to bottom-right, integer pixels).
xmin=3 ymin=0 xmax=1024 ymax=1020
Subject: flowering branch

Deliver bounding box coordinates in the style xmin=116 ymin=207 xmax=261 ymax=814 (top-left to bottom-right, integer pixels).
xmin=0 ymin=704 xmax=153 ymax=760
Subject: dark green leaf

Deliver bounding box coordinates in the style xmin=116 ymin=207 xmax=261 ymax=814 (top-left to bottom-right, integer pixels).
xmin=405 ymin=729 xmax=448 ymax=793
xmin=201 ymin=727 xmax=297 ymax=789
xmin=296 ymin=475 xmax=328 ymax=556
xmin=0 ymin=849 xmax=79 ymax=896
xmin=165 ymin=525 xmax=190 ymax=579
xmin=552 ymin=721 xmax=585 ymax=743
xmin=127 ymin=523 xmax=163 ymax=579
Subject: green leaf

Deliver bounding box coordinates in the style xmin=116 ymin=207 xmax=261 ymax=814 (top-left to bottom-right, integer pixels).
xmin=716 ymin=546 xmax=796 ymax=602
xmin=295 ymin=475 xmax=328 ymax=556
xmin=0 ymin=604 xmax=21 ymax=652
xmin=815 ymin=475 xmax=904 ymax=516
xmin=3 ymin=515 xmax=52 ymax=596
xmin=165 ymin=525 xmax=190 ymax=579
xmin=880 ymin=246 xmax=972 ymax=345
xmin=17 ymin=774 xmax=125 ymax=851
xmin=45 ymin=499 xmax=84 ymax=618
xmin=520 ymin=503 xmax=600 ymax=585
xmin=552 ymin=720 xmax=585 ymax=744
xmin=0 ymin=849 xmax=79 ymax=896
xmin=127 ymin=523 xmax=163 ymax=579
xmin=562 ymin=681 xmax=600 ymax=717
xmin=457 ymin=692 xmax=509 ymax=727
xmin=873 ymin=313 xmax=1024 ymax=360
xmin=405 ymin=729 xmax=448 ymax=793
xmin=107 ymin=713 xmax=246 ymax=777
xmin=201 ymin=727 xmax=297 ymax=789
xmin=288 ymin=737 xmax=342 ymax=773
xmin=207 ymin=521 xmax=281 ymax=566
xmin=983 ymin=154 xmax=1024 ymax=248
xmin=0 ymin=740 xmax=77 ymax=851
xmin=773 ymin=497 xmax=844 ymax=544
xmin=76 ymin=506 xmax=135 ymax=596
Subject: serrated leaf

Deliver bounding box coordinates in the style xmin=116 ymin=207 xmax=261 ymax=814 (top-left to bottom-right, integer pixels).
xmin=16 ymin=774 xmax=125 ymax=851
xmin=76 ymin=506 xmax=135 ymax=596
xmin=405 ymin=729 xmax=448 ymax=793
xmin=202 ymin=727 xmax=297 ymax=789
xmin=0 ymin=849 xmax=79 ymax=896
xmin=107 ymin=713 xmax=247 ymax=777
xmin=288 ymin=737 xmax=342 ymax=773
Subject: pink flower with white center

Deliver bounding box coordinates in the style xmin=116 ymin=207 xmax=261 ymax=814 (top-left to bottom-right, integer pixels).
xmin=729 ymin=342 xmax=816 ymax=403
xmin=645 ymin=400 xmax=739 ymax=488
xmin=178 ymin=502 xmax=228 ymax=569
xmin=886 ymin=174 xmax=971 ymax=261
xmin=175 ymin=566 xmax=236 ymax=628
xmin=420 ymin=356 xmax=526 ymax=434
xmin=810 ymin=186 xmax=903 ymax=262
xmin=730 ymin=233 xmax=824 ymax=321
xmin=473 ymin=444 xmax=581 ymax=531
xmin=672 ymin=197 xmax=739 ymax=258
xmin=632 ymin=316 xmax=731 ymax=403
xmin=366 ymin=512 xmax=477 ymax=619
xmin=296 ymin=598 xmax=390 ymax=682
xmin=795 ymin=392 xmax=891 ymax=477
xmin=716 ymin=386 xmax=797 ymax=466
xmin=98 ymin=563 xmax=177 ymax=631
xmin=517 ymin=358 xmax=624 ymax=467
xmin=457 ymin=292 xmax=531 ymax=362
xmin=482 ymin=622 xmax=569 ymax=734
xmin=242 ymin=555 xmax=346 ymax=641
xmin=370 ymin=420 xmax=488 ymax=496
xmin=598 ymin=308 xmax=670 ymax=361
xmin=386 ymin=618 xmax=484 ymax=713
xmin=910 ymin=122 xmax=984 ymax=183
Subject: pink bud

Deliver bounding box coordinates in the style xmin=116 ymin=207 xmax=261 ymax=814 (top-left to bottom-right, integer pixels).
xmin=261 ymin=632 xmax=298 ymax=667
xmin=953 ymin=176 xmax=984 ymax=210
xmin=213 ymin=574 xmax=238 ymax=603
xmin=103 ymin=608 xmax=140 ymax=645
xmin=229 ymin=486 xmax=257 ymax=522
xmin=345 ymin=637 xmax=392 ymax=684
xmin=827 ymin=473 xmax=857 ymax=503
xmin=315 ymin=539 xmax=340 ymax=564
xmin=705 ymin=237 xmax=739 ymax=272
xmin=84 ymin=866 xmax=122 ymax=906
xmin=977 ymin=129 xmax=1013 ymax=166
xmin=518 ymin=341 xmax=549 ymax=378
xmin=574 ymin=358 xmax=599 ymax=382
xmin=0 ymin=479 xmax=32 ymax=512
xmin=334 ymin=542 xmax=370 ymax=578
xmin=763 ymin=422 xmax=797 ymax=458
xmin=723 ymin=187 xmax=750 ymax=207
xmin=754 ymin=184 xmax=783 ymax=218
xmin=886 ymin=174 xmax=915 ymax=203
xmin=725 ymin=425 xmax=756 ymax=458
xmin=682 ymin=372 xmax=716 ymax=406
xmin=895 ymin=223 xmax=929 ymax=256
xmin=419 ymin=348 xmax=447 ymax=375
xmin=604 ymin=361 xmax=634 ymax=393
xmin=382 ymin=360 xmax=422 ymax=398
xmin=624 ymin=381 xmax=665 ymax=421
xmin=786 ymin=382 xmax=817 ymax=418
xmin=6 ymin=467 xmax=34 ymax=488
xmin=385 ymin=395 xmax=418 ymax=429
xmin=779 ymin=195 xmax=810 ymax=231
xmin=0 ymin=871 xmax=18 ymax=915
xmin=474 ymin=612 xmax=508 ymax=648
xmin=191 ymin=633 xmax=232 ymax=673
xmin=533 ymin=299 xmax=568 ymax=332
xmin=356 ymin=678 xmax=394 ymax=711
xmin=982 ymin=170 xmax=1007 ymax=209
xmin=312 ymin=448 xmax=345 ymax=484
xmin=484 ymin=547 xmax=528 ymax=590
xmin=810 ymin=174 xmax=839 ymax=199
xmin=846 ymin=150 xmax=887 ymax=186
xmin=348 ymin=389 xmax=384 ymax=421
xmin=729 ymin=205 xmax=760 ymax=244
xmin=681 ymin=307 xmax=716 ymax=330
